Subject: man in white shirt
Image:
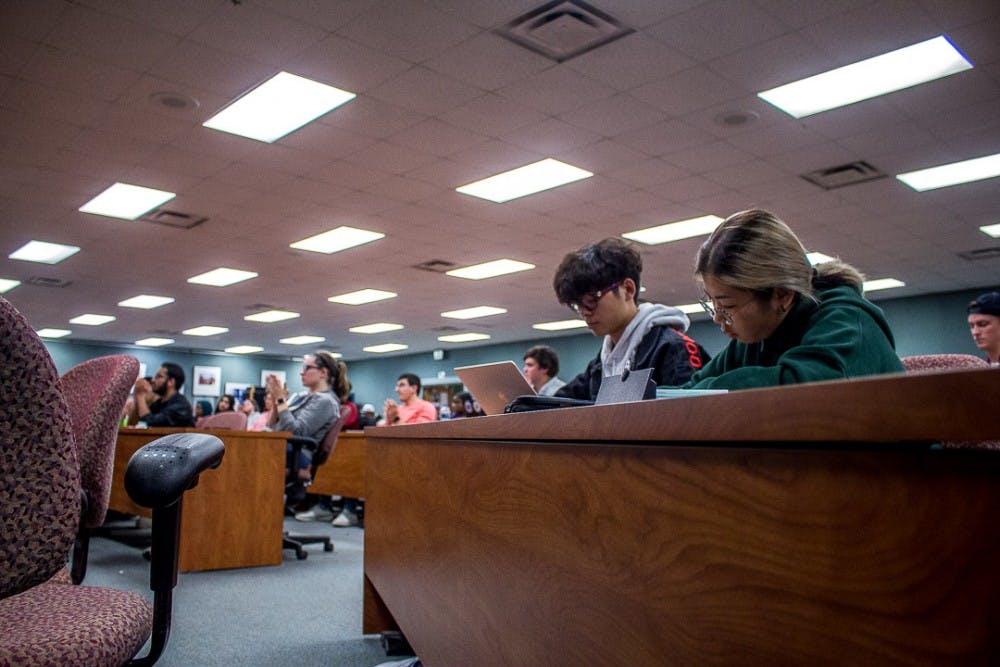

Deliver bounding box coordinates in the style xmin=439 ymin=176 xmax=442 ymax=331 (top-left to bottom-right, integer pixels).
xmin=522 ymin=345 xmax=566 ymax=396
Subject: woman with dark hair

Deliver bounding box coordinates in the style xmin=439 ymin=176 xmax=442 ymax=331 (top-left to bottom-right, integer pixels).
xmin=215 ymin=394 xmax=235 ymax=413
xmin=194 ymin=399 xmax=213 ymax=420
xmin=683 ymin=209 xmax=904 ymax=390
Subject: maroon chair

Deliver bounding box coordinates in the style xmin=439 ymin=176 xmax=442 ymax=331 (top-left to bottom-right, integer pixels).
xmin=58 ymin=354 xmax=141 ymax=584
xmin=0 ymin=296 xmax=225 ymax=665
xmin=196 ymin=410 xmax=248 ymax=430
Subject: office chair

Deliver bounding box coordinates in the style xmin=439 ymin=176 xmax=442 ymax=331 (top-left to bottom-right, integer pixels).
xmin=57 ymin=354 xmax=142 ymax=584
xmin=900 ymin=354 xmax=998 ymax=450
xmin=282 ymin=407 xmax=347 ymax=560
xmin=196 ymin=410 xmax=248 ymax=430
xmin=0 ymin=296 xmax=225 ymax=665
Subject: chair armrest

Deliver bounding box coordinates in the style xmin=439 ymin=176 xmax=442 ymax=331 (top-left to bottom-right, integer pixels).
xmin=124 ymin=433 xmax=225 ymax=509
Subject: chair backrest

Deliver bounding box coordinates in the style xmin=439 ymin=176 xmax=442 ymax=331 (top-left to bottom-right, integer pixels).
xmin=900 ymin=354 xmax=988 ymax=373
xmin=196 ymin=411 xmax=248 ymax=430
xmin=311 ymin=406 xmax=348 ymax=468
xmin=0 ymin=296 xmax=81 ymax=599
xmin=58 ymin=354 xmax=141 ymax=528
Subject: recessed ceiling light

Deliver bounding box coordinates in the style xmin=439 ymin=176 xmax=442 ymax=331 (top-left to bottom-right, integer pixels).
xmin=622 ymin=215 xmax=723 ymax=245
xmin=349 ymin=322 xmax=404 ymax=334
xmin=37 ymin=328 xmax=71 ymax=338
xmin=363 ymin=343 xmax=409 ymax=353
xmin=280 ymin=335 xmax=326 ymax=345
xmin=9 ymin=240 xmax=80 ymax=264
xmin=118 ymin=294 xmax=175 ymax=309
xmin=245 ymin=309 xmax=300 ymax=323
xmin=980 ymin=223 xmax=1000 ymax=238
xmin=328 ymin=288 xmax=398 ymax=305
xmin=0 ymin=278 xmax=20 ymax=293
xmin=532 ymin=319 xmax=589 ymax=331
xmin=675 ymin=303 xmax=704 ymax=315
xmin=78 ymin=182 xmax=176 ymax=220
xmin=758 ymin=35 xmax=972 ymax=118
xmin=456 ymin=158 xmax=593 ymax=203
xmin=135 ymin=337 xmax=174 ymax=347
xmin=182 ymin=325 xmax=229 ymax=337
xmin=69 ymin=313 xmax=116 ymax=326
xmin=203 ymin=71 xmax=356 ymax=143
xmin=225 ymin=345 xmax=264 ymax=354
xmin=441 ymin=306 xmax=508 ymax=319
xmin=187 ymin=267 xmax=258 ymax=287
xmin=446 ymin=259 xmax=535 ymax=280
xmin=290 ymin=226 xmax=385 ymax=254
xmin=807 ymin=252 xmax=837 ymax=265
xmin=863 ymin=278 xmax=906 ymax=292
xmin=896 ymin=152 xmax=1000 ymax=191
xmin=438 ymin=332 xmax=491 ymax=343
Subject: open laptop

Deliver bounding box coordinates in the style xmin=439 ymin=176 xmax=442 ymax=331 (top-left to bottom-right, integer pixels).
xmin=454 ymin=361 xmax=538 ymax=415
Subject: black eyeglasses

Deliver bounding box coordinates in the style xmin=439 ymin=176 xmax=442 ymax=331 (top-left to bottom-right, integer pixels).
xmin=568 ymin=281 xmax=620 ymax=313
xmin=302 ymin=363 xmax=320 ymax=372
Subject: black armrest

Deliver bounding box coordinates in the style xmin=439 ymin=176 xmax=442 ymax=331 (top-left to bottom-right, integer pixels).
xmin=124 ymin=433 xmax=225 ymax=509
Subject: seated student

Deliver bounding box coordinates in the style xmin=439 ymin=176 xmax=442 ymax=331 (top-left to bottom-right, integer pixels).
xmin=682 ymin=209 xmax=904 ymax=390
xmin=523 ymin=345 xmax=566 ymax=396
xmin=247 ymin=393 xmax=274 ymax=431
xmin=194 ymin=399 xmax=213 ymax=420
xmin=128 ymin=362 xmax=196 ymax=427
xmin=215 ymin=393 xmax=235 ymax=413
xmin=358 ymin=403 xmax=379 ymax=427
xmin=967 ymin=291 xmax=1000 ymax=366
xmin=448 ymin=391 xmax=474 ymax=418
xmin=382 ymin=373 xmax=437 ymax=425
xmin=553 ymin=238 xmax=710 ymax=401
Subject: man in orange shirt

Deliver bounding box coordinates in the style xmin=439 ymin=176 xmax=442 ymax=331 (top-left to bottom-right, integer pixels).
xmin=382 ymin=373 xmax=437 ymax=425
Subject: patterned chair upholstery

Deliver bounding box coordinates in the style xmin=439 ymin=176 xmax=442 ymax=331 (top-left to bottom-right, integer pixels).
xmin=59 ymin=355 xmax=141 ymax=583
xmin=900 ymin=354 xmax=998 ymax=450
xmin=0 ymin=296 xmax=225 ymax=665
xmin=196 ymin=410 xmax=248 ymax=430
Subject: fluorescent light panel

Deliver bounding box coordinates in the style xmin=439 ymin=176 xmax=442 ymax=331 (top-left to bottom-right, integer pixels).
xmin=863 ymin=278 xmax=906 ymax=292
xmin=182 ymin=325 xmax=229 ymax=336
xmin=622 ymin=215 xmax=723 ymax=245
xmin=0 ymin=278 xmax=20 ymax=293
xmin=532 ymin=319 xmax=589 ymax=331
xmin=446 ymin=259 xmax=534 ymax=280
xmin=245 ymin=309 xmax=300 ymax=323
xmin=349 ymin=322 xmax=404 ymax=334
xmin=758 ymin=35 xmax=972 ymax=118
xmin=440 ymin=306 xmax=507 ymax=319
xmin=203 ymin=71 xmax=356 ymax=143
xmin=290 ymin=226 xmax=384 ymax=254
xmin=118 ymin=294 xmax=174 ymax=309
xmin=438 ymin=333 xmax=491 ymax=343
xmin=225 ymin=345 xmax=263 ymax=354
xmin=69 ymin=313 xmax=115 ymax=326
xmin=280 ymin=335 xmax=326 ymax=345
xmin=79 ymin=182 xmax=175 ymax=220
xmin=363 ymin=343 xmax=409 ymax=353
xmin=9 ymin=240 xmax=80 ymax=264
xmin=187 ymin=267 xmax=258 ymax=287
xmin=37 ymin=328 xmax=71 ymax=338
xmin=807 ymin=252 xmax=837 ymax=265
xmin=135 ymin=337 xmax=174 ymax=347
xmin=896 ymin=153 xmax=1000 ymax=191
xmin=456 ymin=158 xmax=593 ymax=203
xmin=328 ymin=289 xmax=397 ymax=305
xmin=980 ymin=223 xmax=1000 ymax=238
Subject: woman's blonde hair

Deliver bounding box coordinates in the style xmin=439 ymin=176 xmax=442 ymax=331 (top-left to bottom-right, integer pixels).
xmin=695 ymin=209 xmax=863 ymax=298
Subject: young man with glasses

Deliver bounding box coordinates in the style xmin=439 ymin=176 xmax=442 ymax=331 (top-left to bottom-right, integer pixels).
xmin=552 ymin=238 xmax=710 ymax=401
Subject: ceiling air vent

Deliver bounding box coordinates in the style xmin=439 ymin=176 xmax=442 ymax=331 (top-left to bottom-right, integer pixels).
xmin=26 ymin=276 xmax=72 ymax=288
xmin=958 ymin=247 xmax=1000 ymax=261
xmin=413 ymin=260 xmax=456 ymax=273
xmin=140 ymin=209 xmax=207 ymax=230
xmin=497 ymin=0 xmax=634 ymax=63
xmin=801 ymin=161 xmax=887 ymax=190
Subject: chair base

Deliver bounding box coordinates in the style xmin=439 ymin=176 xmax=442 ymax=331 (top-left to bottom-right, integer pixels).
xmin=282 ymin=532 xmax=334 ymax=560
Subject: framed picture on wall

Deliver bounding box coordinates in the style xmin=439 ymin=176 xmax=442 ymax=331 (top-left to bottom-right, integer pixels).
xmin=261 ymin=369 xmax=286 ymax=387
xmin=192 ymin=365 xmax=222 ymax=396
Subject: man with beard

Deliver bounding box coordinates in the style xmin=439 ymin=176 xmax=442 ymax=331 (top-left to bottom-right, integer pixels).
xmin=127 ymin=361 xmax=196 ymax=427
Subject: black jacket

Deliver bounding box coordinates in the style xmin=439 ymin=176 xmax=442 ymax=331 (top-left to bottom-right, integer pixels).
xmin=556 ymin=325 xmax=711 ymax=401
xmin=146 ymin=392 xmax=196 ymax=427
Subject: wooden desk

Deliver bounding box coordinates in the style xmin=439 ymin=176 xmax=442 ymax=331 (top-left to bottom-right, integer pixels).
xmin=364 ymin=368 xmax=1000 ymax=665
xmin=308 ymin=430 xmax=366 ymax=498
xmin=113 ymin=428 xmax=289 ymax=572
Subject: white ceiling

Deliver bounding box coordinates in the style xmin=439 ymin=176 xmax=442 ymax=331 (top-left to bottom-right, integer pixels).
xmin=1 ymin=0 xmax=998 ymax=361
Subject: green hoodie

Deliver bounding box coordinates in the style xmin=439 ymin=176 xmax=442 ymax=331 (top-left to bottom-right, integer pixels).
xmin=683 ymin=285 xmax=904 ymax=390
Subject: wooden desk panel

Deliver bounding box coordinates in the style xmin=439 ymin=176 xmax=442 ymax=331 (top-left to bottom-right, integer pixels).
xmin=113 ymin=428 xmax=288 ymax=572
xmin=363 ymin=369 xmax=1000 ymax=665
xmin=308 ymin=430 xmax=366 ymax=498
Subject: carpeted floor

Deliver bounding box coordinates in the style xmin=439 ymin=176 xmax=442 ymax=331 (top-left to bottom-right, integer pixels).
xmin=84 ymin=518 xmax=393 ymax=666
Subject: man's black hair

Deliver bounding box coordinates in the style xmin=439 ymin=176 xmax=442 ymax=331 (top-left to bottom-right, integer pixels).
xmin=161 ymin=362 xmax=186 ymax=391
xmin=524 ymin=344 xmax=560 ymax=377
xmin=398 ymin=373 xmax=421 ymax=392
xmin=553 ymin=237 xmax=642 ymax=306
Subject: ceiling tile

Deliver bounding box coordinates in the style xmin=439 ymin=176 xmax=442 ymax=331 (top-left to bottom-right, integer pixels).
xmin=496 ymin=66 xmax=619 ymax=115
xmin=645 ymin=0 xmax=790 ymax=61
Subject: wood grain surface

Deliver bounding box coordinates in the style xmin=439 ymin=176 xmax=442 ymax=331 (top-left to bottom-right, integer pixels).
xmin=308 ymin=430 xmax=366 ymax=498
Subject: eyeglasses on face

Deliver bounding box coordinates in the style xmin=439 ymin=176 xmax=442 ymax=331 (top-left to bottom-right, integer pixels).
xmin=699 ymin=293 xmax=757 ymax=326
xmin=569 ymin=281 xmax=621 ymax=313
xmin=302 ymin=363 xmax=320 ymax=372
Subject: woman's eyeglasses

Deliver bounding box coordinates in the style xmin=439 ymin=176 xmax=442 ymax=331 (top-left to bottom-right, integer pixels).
xmin=569 ymin=281 xmax=620 ymax=313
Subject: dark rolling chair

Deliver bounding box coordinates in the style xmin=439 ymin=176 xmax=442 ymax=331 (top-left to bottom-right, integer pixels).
xmin=282 ymin=409 xmax=347 ymax=560
xmin=0 ymin=295 xmax=225 ymax=665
